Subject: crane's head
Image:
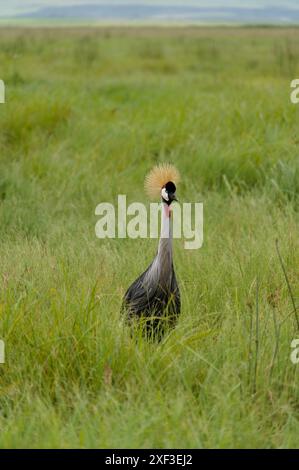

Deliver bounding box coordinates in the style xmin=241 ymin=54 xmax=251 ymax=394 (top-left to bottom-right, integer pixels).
xmin=144 ymin=163 xmax=180 ymax=206
xmin=161 ymin=181 xmax=177 ymax=205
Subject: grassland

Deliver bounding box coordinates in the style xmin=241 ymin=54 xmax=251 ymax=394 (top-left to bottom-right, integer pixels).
xmin=0 ymin=26 xmax=299 ymax=448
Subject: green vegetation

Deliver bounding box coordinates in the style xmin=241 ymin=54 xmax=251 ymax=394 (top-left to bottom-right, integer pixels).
xmin=0 ymin=26 xmax=298 ymax=448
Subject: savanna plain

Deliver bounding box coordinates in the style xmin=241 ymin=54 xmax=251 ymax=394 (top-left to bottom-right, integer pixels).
xmin=0 ymin=26 xmax=299 ymax=448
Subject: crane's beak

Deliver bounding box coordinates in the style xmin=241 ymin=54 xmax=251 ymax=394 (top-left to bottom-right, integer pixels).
xmin=169 ymin=193 xmax=178 ymax=203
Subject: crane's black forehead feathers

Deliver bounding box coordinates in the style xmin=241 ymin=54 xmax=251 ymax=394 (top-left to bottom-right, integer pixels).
xmin=164 ymin=181 xmax=176 ymax=193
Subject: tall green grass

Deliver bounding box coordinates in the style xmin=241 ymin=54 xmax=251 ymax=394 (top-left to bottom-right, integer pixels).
xmin=0 ymin=26 xmax=298 ymax=448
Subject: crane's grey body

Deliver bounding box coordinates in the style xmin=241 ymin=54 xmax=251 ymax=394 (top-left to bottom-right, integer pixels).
xmin=122 ymin=201 xmax=180 ymax=339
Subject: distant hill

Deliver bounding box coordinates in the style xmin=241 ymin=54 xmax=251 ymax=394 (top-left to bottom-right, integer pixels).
xmin=16 ymin=4 xmax=299 ymax=24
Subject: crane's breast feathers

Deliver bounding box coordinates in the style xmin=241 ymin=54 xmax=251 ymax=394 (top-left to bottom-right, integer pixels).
xmin=122 ymin=263 xmax=180 ymax=319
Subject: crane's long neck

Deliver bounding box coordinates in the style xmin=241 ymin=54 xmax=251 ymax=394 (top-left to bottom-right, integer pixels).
xmin=157 ymin=203 xmax=173 ymax=271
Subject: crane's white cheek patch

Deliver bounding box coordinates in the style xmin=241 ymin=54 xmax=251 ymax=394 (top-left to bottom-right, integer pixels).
xmin=161 ymin=188 xmax=169 ymax=201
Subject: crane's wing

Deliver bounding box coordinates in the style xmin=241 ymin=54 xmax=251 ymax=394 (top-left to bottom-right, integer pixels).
xmin=122 ymin=262 xmax=156 ymax=316
xmin=122 ymin=259 xmax=180 ymax=320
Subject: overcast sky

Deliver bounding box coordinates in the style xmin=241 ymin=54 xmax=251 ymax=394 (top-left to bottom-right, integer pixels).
xmin=0 ymin=0 xmax=298 ymax=17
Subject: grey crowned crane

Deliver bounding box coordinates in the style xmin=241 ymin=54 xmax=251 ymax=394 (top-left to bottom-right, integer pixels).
xmin=122 ymin=163 xmax=181 ymax=340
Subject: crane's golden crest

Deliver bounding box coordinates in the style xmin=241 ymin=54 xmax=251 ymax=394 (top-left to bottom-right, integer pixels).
xmin=144 ymin=163 xmax=180 ymax=199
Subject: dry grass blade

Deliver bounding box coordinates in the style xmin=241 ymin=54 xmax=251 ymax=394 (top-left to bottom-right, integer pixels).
xmin=275 ymin=239 xmax=299 ymax=331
